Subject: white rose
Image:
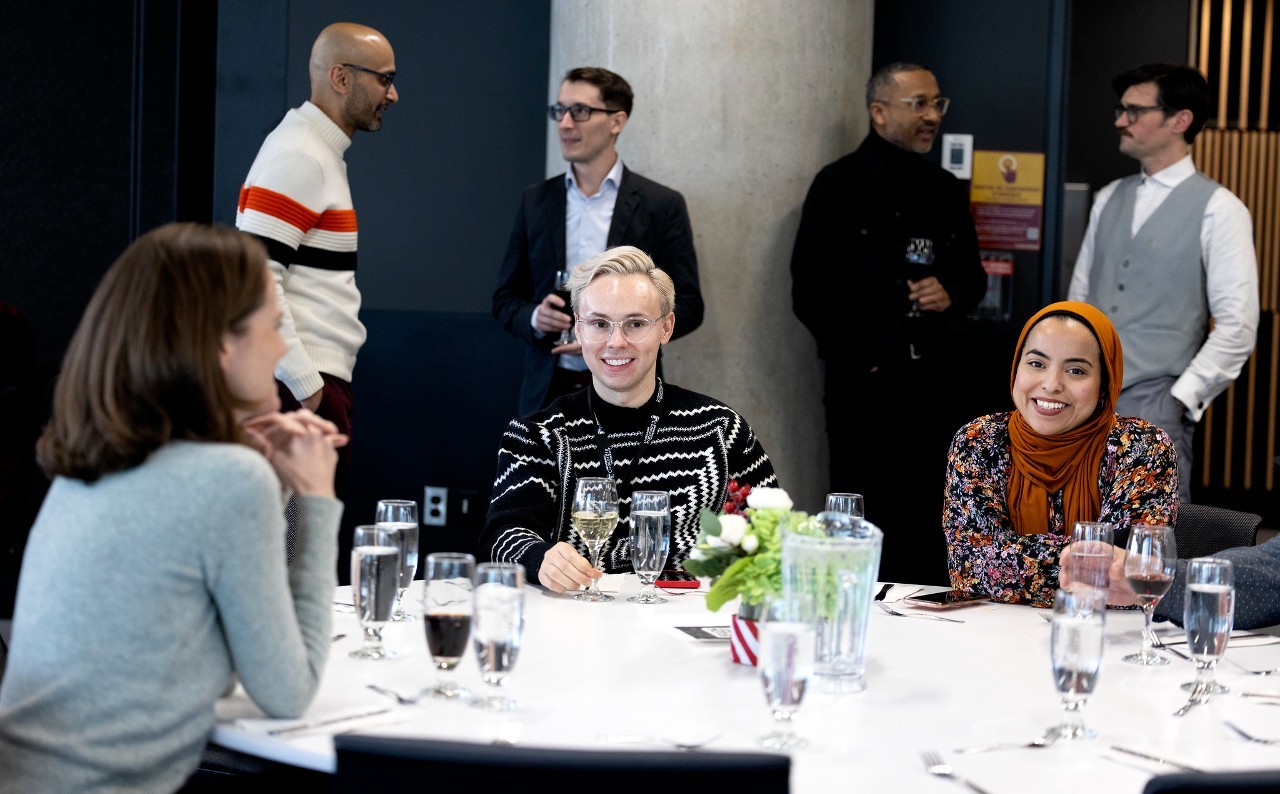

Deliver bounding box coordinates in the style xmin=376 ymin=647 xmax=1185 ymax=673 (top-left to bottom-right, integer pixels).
xmin=745 ymin=487 xmax=793 ymax=511
xmin=718 ymin=514 xmax=749 ymax=546
xmin=689 ymin=547 xmax=707 ymax=561
xmin=740 ymin=534 xmax=760 ymax=554
xmin=706 ymin=534 xmax=730 ymax=548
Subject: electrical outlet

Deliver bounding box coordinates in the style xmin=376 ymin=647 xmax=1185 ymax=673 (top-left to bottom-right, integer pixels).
xmin=423 ymin=486 xmax=448 ymax=526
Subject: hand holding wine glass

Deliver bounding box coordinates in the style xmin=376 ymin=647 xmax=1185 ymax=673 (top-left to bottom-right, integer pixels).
xmin=424 ymin=553 xmax=475 ymax=700
xmin=553 ymin=269 xmax=574 ymax=346
xmin=1121 ymin=525 xmax=1177 ymax=666
xmin=350 ymin=525 xmax=401 ymax=660
xmin=572 ymin=477 xmax=618 ymax=603
xmin=376 ymin=499 xmax=419 ymax=622
xmin=1062 ymin=521 xmax=1114 ymax=594
xmin=627 ymin=490 xmax=671 ymax=605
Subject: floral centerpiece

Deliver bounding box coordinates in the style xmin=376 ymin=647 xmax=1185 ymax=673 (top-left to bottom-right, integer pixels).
xmin=682 ymin=482 xmax=808 ymax=615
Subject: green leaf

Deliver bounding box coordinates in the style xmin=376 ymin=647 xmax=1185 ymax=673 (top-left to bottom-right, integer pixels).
xmin=699 ymin=509 xmax=722 ymax=536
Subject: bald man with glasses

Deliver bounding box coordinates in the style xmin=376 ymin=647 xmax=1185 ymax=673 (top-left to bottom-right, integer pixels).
xmin=492 ymin=67 xmax=704 ymax=416
xmin=790 ymin=62 xmax=986 ymax=587
xmin=1069 ymin=63 xmax=1258 ymax=502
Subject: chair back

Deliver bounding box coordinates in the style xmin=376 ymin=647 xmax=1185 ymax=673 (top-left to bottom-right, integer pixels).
xmin=1144 ymin=769 xmax=1280 ymax=792
xmin=333 ymin=735 xmax=790 ymax=792
xmin=1173 ymin=503 xmax=1261 ymax=559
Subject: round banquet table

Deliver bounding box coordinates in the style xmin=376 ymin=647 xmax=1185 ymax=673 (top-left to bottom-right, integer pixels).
xmin=212 ymin=577 xmax=1280 ymax=792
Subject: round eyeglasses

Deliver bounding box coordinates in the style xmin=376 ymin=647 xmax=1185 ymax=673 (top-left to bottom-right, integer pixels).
xmin=575 ymin=315 xmax=667 ymax=344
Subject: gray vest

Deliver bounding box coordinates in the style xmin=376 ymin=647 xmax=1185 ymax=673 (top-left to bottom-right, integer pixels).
xmin=1085 ymin=172 xmax=1218 ymax=388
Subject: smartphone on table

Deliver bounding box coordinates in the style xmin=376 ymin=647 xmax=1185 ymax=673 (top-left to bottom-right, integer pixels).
xmin=902 ymin=589 xmax=989 ymax=609
xmin=656 ymin=570 xmax=701 ymax=590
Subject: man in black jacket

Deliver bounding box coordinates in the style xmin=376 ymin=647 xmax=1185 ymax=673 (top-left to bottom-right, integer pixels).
xmin=791 ymin=62 xmax=986 ymax=585
xmin=493 ymin=67 xmax=702 ymax=416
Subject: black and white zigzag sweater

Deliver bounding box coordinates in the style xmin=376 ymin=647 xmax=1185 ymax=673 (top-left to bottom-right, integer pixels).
xmin=482 ymin=380 xmax=778 ymax=585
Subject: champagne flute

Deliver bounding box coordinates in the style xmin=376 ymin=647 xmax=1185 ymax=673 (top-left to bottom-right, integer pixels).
xmin=350 ymin=525 xmax=401 ymax=660
xmin=1181 ymin=557 xmax=1235 ymax=696
xmin=1049 ymin=588 xmax=1106 ymax=740
xmin=423 ymin=553 xmax=475 ymax=700
xmin=1063 ymin=521 xmax=1113 ymax=593
xmin=824 ymin=492 xmax=865 ymax=518
xmin=903 ymin=236 xmax=935 ymax=317
xmin=473 ymin=562 xmax=525 ymax=711
xmin=377 ymin=499 xmax=419 ymax=622
xmin=627 ymin=490 xmax=671 ymax=605
xmin=758 ymin=592 xmax=816 ymax=750
xmin=572 ymin=477 xmax=619 ymax=603
xmin=1122 ymin=525 xmax=1177 ymax=666
xmin=553 ymin=269 xmax=574 ymax=346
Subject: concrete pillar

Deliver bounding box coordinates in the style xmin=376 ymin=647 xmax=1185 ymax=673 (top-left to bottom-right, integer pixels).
xmin=548 ymin=0 xmax=874 ymax=513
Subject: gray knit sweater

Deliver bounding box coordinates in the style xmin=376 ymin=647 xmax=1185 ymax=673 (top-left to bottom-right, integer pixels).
xmin=0 ymin=442 xmax=341 ymax=793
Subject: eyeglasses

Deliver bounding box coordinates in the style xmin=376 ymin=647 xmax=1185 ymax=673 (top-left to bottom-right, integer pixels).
xmin=1113 ymin=103 xmax=1166 ymax=123
xmin=877 ymin=96 xmax=951 ymax=116
xmin=547 ymin=103 xmax=621 ymax=123
xmin=343 ymin=63 xmax=396 ymax=92
xmin=575 ymin=315 xmax=667 ymax=344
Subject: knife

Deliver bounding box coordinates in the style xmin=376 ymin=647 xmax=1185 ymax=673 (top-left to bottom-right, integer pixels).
xmin=1109 ymin=745 xmax=1206 ymax=773
xmin=267 ymin=707 xmax=392 ymax=736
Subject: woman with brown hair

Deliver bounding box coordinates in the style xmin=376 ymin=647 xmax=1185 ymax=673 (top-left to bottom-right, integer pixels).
xmin=944 ymin=301 xmax=1179 ymax=607
xmin=0 ymin=223 xmax=345 ymax=792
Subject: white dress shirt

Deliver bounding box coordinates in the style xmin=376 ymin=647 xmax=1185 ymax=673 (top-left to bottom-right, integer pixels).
xmin=1068 ymin=154 xmax=1259 ymax=421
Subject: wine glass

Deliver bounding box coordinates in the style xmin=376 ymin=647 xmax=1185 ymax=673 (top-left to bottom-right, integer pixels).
xmin=758 ymin=592 xmax=816 ymax=750
xmin=376 ymin=499 xmax=419 ymax=622
xmin=553 ymin=269 xmax=574 ymax=346
xmin=627 ymin=490 xmax=671 ymax=605
xmin=349 ymin=525 xmax=401 ymax=660
xmin=423 ymin=552 xmax=475 ymax=700
xmin=1122 ymin=525 xmax=1177 ymax=666
xmin=903 ymin=236 xmax=935 ymax=317
xmin=1181 ymin=557 xmax=1235 ymax=697
xmin=572 ymin=477 xmax=619 ymax=603
xmin=473 ymin=562 xmax=525 ymax=711
xmin=1063 ymin=521 xmax=1114 ymax=593
xmin=824 ymin=492 xmax=865 ymax=518
xmin=1048 ymin=588 xmax=1106 ymax=740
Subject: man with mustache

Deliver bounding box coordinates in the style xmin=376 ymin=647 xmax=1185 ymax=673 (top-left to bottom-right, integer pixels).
xmin=1069 ymin=64 xmax=1258 ymax=502
xmin=235 ymin=22 xmax=399 ymax=496
xmin=791 ymin=62 xmax=985 ymax=586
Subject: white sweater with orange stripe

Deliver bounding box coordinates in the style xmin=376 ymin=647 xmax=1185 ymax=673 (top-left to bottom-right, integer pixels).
xmin=235 ymin=101 xmax=364 ymax=400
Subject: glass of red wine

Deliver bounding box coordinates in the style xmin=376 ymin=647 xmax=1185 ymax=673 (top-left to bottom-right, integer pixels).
xmin=423 ymin=552 xmax=476 ymax=699
xmin=553 ymin=269 xmax=574 ymax=346
xmin=1122 ymin=525 xmax=1177 ymax=666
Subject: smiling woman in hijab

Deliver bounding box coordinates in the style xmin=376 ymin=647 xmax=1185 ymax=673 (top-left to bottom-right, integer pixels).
xmin=943 ymin=301 xmax=1178 ymax=606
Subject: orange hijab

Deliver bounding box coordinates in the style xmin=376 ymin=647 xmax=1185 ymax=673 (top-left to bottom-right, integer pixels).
xmin=1006 ymin=302 xmax=1124 ymax=536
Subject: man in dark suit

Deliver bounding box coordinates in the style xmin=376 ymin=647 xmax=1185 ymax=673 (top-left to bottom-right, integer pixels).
xmin=493 ymin=67 xmax=703 ymax=415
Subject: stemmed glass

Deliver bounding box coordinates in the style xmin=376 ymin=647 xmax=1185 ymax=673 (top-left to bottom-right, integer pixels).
xmin=758 ymin=592 xmax=816 ymax=750
xmin=824 ymin=492 xmax=865 ymax=518
xmin=572 ymin=477 xmax=619 ymax=603
xmin=473 ymin=562 xmax=525 ymax=711
xmin=1122 ymin=525 xmax=1177 ymax=666
xmin=377 ymin=499 xmax=419 ymax=622
xmin=1063 ymin=521 xmax=1114 ymax=593
xmin=1048 ymin=588 xmax=1106 ymax=740
xmin=349 ymin=525 xmax=401 ymax=660
xmin=904 ymin=236 xmax=935 ymax=317
xmin=1182 ymin=557 xmax=1235 ymax=697
xmin=553 ymin=269 xmax=574 ymax=346
xmin=423 ymin=553 xmax=475 ymax=700
xmin=627 ymin=490 xmax=671 ymax=605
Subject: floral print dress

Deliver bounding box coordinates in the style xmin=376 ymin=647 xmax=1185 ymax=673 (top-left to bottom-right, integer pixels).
xmin=944 ymin=412 xmax=1179 ymax=607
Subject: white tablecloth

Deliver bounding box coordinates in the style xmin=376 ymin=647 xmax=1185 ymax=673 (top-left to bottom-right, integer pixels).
xmin=212 ymin=578 xmax=1280 ymax=792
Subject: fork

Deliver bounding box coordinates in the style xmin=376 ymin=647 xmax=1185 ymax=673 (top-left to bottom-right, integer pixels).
xmin=876 ymin=600 xmax=965 ymax=623
xmin=1173 ymin=681 xmax=1211 ymax=717
xmin=366 ymin=684 xmax=425 ymax=705
xmin=1221 ymin=656 xmax=1280 ymax=676
xmin=954 ymin=727 xmax=1060 ymax=754
xmin=921 ymin=750 xmax=993 ymax=793
xmin=1224 ymin=720 xmax=1280 ymax=744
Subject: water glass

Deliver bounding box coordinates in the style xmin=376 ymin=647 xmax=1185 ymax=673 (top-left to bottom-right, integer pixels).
xmin=572 ymin=477 xmax=619 ymax=603
xmin=554 ymin=269 xmax=574 ymax=346
xmin=824 ymin=493 xmax=865 ymax=518
xmin=757 ymin=593 xmax=816 ymax=750
xmin=424 ymin=553 xmax=475 ymax=700
xmin=1122 ymin=525 xmax=1177 ymax=666
xmin=627 ymin=490 xmax=671 ymax=604
xmin=1063 ymin=521 xmax=1114 ymax=593
xmin=473 ymin=562 xmax=525 ymax=711
xmin=350 ymin=525 xmax=401 ymax=660
xmin=376 ymin=499 xmax=419 ymax=622
xmin=1182 ymin=557 xmax=1235 ymax=696
xmin=1049 ymin=588 xmax=1106 ymax=740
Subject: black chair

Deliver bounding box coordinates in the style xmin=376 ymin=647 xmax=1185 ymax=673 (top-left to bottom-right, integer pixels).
xmin=1173 ymin=503 xmax=1261 ymax=559
xmin=1144 ymin=769 xmax=1280 ymax=792
xmin=333 ymin=735 xmax=790 ymax=792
